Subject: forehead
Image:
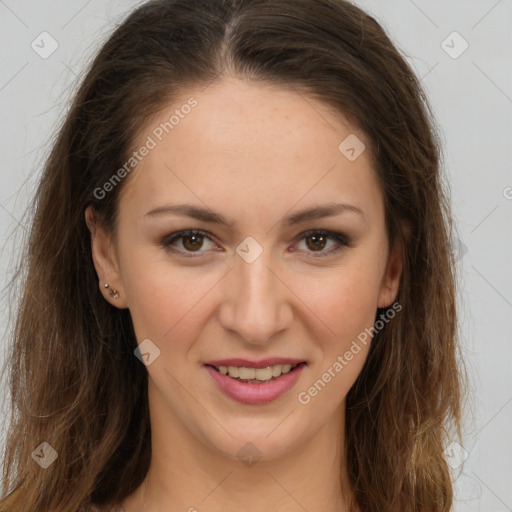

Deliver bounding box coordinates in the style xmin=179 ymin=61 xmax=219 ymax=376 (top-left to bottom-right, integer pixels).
xmin=119 ymin=76 xmax=383 ymax=225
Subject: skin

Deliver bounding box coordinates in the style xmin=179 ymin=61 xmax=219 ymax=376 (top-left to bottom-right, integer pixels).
xmin=86 ymin=75 xmax=403 ymax=512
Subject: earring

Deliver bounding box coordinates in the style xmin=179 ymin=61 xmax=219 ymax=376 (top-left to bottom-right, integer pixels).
xmin=104 ymin=283 xmax=119 ymax=299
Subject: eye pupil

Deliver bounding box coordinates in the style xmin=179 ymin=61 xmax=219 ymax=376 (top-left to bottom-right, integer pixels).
xmin=306 ymin=233 xmax=327 ymax=251
xmin=183 ymin=234 xmax=203 ymax=251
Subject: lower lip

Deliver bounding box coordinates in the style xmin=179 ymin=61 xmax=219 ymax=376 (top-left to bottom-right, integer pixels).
xmin=205 ymin=364 xmax=306 ymax=405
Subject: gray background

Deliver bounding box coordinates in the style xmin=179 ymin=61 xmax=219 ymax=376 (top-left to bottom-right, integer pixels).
xmin=0 ymin=1 xmax=511 ymax=510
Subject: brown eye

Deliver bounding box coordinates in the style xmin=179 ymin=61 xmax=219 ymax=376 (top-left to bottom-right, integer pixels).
xmin=295 ymin=230 xmax=350 ymax=257
xmin=162 ymin=229 xmax=216 ymax=256
xmin=182 ymin=233 xmax=204 ymax=251
xmin=305 ymin=233 xmax=328 ymax=251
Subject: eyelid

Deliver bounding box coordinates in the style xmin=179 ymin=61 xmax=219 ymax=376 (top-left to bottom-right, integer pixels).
xmin=161 ymin=229 xmax=219 ymax=258
xmin=290 ymin=229 xmax=350 ymax=257
xmin=161 ymin=228 xmax=350 ymax=258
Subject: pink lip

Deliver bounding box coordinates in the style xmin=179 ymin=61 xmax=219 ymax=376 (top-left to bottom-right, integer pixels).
xmin=205 ymin=362 xmax=306 ymax=405
xmin=204 ymin=357 xmax=306 ymax=368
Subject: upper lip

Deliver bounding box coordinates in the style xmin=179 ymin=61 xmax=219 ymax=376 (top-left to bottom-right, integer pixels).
xmin=204 ymin=357 xmax=307 ymax=368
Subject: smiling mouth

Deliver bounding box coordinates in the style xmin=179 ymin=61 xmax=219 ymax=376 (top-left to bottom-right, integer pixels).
xmin=206 ymin=362 xmax=306 ymax=384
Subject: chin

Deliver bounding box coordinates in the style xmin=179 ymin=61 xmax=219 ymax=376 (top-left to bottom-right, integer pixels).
xmin=199 ymin=415 xmax=307 ymax=464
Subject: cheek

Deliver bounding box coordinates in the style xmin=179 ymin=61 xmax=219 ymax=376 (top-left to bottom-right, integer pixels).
xmin=294 ymin=266 xmax=379 ymax=409
xmin=119 ymin=249 xmax=221 ymax=352
xmin=298 ymin=258 xmax=383 ymax=345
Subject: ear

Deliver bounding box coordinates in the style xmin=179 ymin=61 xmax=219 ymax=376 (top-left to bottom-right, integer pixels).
xmin=85 ymin=205 xmax=128 ymax=309
xmin=377 ymin=235 xmax=404 ymax=308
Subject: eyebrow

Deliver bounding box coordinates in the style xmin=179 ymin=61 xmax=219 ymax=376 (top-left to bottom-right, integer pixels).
xmin=144 ymin=202 xmax=366 ymax=226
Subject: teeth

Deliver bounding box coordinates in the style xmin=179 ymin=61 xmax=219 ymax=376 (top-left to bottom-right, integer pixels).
xmin=272 ymin=365 xmax=283 ymax=377
xmin=227 ymin=366 xmax=239 ymax=378
xmin=217 ymin=364 xmax=299 ymax=381
xmin=255 ymin=367 xmax=273 ymax=380
xmin=238 ymin=367 xmax=256 ymax=380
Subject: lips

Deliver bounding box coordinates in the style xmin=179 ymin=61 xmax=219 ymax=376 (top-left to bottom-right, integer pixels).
xmin=203 ymin=357 xmax=307 ymax=404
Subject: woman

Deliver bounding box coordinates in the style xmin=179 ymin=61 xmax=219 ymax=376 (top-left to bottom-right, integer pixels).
xmin=0 ymin=0 xmax=465 ymax=510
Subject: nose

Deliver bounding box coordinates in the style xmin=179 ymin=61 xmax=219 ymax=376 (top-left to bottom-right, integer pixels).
xmin=218 ymin=247 xmax=293 ymax=345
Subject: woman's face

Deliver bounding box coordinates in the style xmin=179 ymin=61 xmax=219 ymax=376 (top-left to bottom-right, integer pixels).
xmin=88 ymin=76 xmax=402 ymax=462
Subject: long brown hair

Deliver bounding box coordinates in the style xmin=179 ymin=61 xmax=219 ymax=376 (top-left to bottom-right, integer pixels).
xmin=0 ymin=0 xmax=465 ymax=510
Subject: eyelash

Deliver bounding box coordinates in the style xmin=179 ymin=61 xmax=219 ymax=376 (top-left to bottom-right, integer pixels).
xmin=161 ymin=229 xmax=350 ymax=259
